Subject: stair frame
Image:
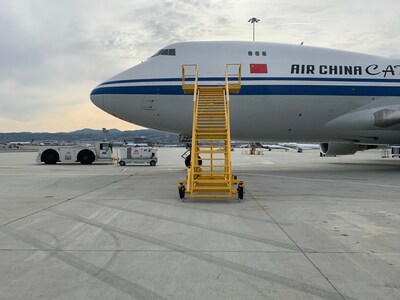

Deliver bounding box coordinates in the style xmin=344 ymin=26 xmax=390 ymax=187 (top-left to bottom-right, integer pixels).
xmin=178 ymin=64 xmax=244 ymax=200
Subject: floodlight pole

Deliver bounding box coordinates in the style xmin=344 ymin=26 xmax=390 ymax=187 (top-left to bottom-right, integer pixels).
xmin=248 ymin=17 xmax=260 ymax=41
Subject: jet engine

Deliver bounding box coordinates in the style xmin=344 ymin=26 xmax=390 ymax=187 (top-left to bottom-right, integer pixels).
xmin=320 ymin=143 xmax=377 ymax=156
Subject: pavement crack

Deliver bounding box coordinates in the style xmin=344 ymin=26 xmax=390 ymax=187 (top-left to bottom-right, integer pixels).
xmin=84 ymin=200 xmax=312 ymax=253
xmin=0 ymin=175 xmax=132 ymax=229
xmin=247 ymin=189 xmax=348 ymax=300
xmin=45 ymin=207 xmax=355 ymax=300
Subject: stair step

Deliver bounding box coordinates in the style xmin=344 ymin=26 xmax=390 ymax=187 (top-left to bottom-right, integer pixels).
xmin=198 ymin=96 xmax=224 ymax=98
xmin=194 ymin=179 xmax=230 ymax=184
xmin=196 ymin=139 xmax=227 ymax=142
xmin=196 ymin=135 xmax=227 ymax=138
xmin=198 ymin=99 xmax=224 ymax=101
xmin=193 ymin=172 xmax=229 ymax=176
xmin=190 ymin=194 xmax=233 ymax=198
xmin=198 ymin=107 xmax=224 ymax=109
xmin=198 ymin=112 xmax=225 ymax=115
xmin=196 ymin=130 xmax=226 ymax=132
xmin=193 ymin=166 xmax=228 ymax=169
xmin=198 ymin=102 xmax=224 ymax=104
xmin=197 ymin=158 xmax=226 ymax=161
xmin=196 ymin=147 xmax=227 ymax=150
xmin=198 ymin=109 xmax=224 ymax=111
xmin=197 ymin=112 xmax=225 ymax=115
xmin=197 ymin=116 xmax=226 ymax=118
xmin=198 ymin=150 xmax=226 ymax=154
xmin=196 ymin=132 xmax=227 ymax=134
xmin=197 ymin=128 xmax=226 ymax=130
xmin=197 ymin=122 xmax=226 ymax=124
xmin=192 ymin=186 xmax=231 ymax=192
xmin=197 ymin=120 xmax=226 ymax=122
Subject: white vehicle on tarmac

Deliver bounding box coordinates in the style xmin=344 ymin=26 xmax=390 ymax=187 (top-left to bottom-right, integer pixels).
xmin=36 ymin=142 xmax=112 ymax=164
xmin=113 ymin=146 xmax=158 ymax=166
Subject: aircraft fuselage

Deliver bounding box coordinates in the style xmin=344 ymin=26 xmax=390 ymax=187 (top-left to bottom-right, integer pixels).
xmin=90 ymin=41 xmax=400 ymax=144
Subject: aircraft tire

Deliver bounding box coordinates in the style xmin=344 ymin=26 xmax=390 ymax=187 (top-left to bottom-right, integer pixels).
xmin=78 ymin=150 xmax=95 ymax=165
xmin=185 ymin=155 xmax=202 ymax=168
xmin=42 ymin=149 xmax=59 ymax=164
xmin=185 ymin=155 xmax=191 ymax=167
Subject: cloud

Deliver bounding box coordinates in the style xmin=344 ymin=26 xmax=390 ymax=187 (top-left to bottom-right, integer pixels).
xmin=1 ymin=0 xmax=400 ymax=132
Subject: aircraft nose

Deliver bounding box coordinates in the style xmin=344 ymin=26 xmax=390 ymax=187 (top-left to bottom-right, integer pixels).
xmin=90 ymin=89 xmax=104 ymax=109
xmin=89 ymin=86 xmax=143 ymax=125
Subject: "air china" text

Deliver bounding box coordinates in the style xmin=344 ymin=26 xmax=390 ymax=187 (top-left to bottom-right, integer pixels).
xmin=290 ymin=64 xmax=400 ymax=77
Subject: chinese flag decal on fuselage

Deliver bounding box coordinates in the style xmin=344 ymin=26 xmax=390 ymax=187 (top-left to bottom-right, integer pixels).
xmin=250 ymin=63 xmax=268 ymax=74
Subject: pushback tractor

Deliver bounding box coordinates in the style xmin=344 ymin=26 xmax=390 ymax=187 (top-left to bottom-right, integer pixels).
xmin=178 ymin=64 xmax=244 ymax=201
xmin=36 ymin=142 xmax=112 ymax=164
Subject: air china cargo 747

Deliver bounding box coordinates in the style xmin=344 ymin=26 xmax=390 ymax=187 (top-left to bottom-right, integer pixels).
xmin=90 ymin=41 xmax=400 ymax=156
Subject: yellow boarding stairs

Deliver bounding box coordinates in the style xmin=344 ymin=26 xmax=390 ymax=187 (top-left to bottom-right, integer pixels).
xmin=178 ymin=64 xmax=244 ymax=200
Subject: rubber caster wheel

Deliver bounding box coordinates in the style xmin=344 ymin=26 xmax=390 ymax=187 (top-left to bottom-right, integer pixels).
xmin=178 ymin=185 xmax=186 ymax=200
xmin=237 ymin=185 xmax=244 ymax=200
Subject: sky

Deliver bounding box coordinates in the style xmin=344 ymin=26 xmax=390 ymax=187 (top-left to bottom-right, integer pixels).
xmin=1 ymin=0 xmax=400 ymax=133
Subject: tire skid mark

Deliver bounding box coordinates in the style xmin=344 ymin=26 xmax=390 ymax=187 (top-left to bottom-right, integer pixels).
xmin=85 ymin=198 xmax=279 ymax=224
xmin=85 ymin=200 xmax=314 ymax=253
xmin=48 ymin=208 xmax=354 ymax=300
xmin=1 ymin=226 xmax=170 ymax=300
xmin=247 ymin=189 xmax=347 ymax=300
xmin=0 ymin=175 xmax=133 ymax=229
xmin=242 ymin=172 xmax=400 ymax=190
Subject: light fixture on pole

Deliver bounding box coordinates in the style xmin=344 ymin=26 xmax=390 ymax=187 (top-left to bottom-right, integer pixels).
xmin=248 ymin=17 xmax=260 ymax=41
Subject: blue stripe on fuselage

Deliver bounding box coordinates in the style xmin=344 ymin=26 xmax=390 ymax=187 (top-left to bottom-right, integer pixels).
xmin=91 ymin=84 xmax=400 ymax=97
xmin=99 ymin=76 xmax=400 ymax=86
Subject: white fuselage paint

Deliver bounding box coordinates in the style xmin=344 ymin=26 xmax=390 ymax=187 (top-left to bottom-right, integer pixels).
xmin=90 ymin=41 xmax=400 ymax=144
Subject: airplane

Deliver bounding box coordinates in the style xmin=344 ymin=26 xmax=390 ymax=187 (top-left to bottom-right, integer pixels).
xmin=278 ymin=142 xmax=321 ymax=152
xmin=125 ymin=142 xmax=149 ymax=148
xmin=90 ymin=41 xmax=400 ymax=157
xmin=234 ymin=142 xmax=290 ymax=151
xmin=6 ymin=141 xmax=33 ymax=148
xmin=254 ymin=142 xmax=291 ymax=151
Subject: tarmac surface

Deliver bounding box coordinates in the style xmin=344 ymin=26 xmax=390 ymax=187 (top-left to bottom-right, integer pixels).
xmin=0 ymin=148 xmax=399 ymax=300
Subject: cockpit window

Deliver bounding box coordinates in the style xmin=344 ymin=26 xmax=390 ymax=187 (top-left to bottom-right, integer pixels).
xmin=151 ymin=48 xmax=176 ymax=57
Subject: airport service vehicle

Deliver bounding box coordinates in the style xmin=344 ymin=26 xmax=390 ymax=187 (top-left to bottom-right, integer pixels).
xmin=36 ymin=142 xmax=112 ymax=164
xmin=91 ymin=41 xmax=400 ymax=157
xmin=381 ymin=145 xmax=400 ymax=158
xmin=113 ymin=146 xmax=157 ymax=166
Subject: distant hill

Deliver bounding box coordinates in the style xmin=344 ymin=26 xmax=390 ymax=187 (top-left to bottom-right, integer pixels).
xmin=0 ymin=129 xmax=180 ymax=145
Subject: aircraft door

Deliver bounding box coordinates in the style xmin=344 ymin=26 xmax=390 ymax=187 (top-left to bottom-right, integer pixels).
xmin=98 ymin=142 xmax=111 ymax=158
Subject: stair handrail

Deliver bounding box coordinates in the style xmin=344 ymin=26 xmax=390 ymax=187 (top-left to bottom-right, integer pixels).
xmin=224 ymin=65 xmax=233 ymax=191
xmin=186 ymin=64 xmax=199 ymax=195
xmin=182 ymin=64 xmax=198 ymax=94
xmin=225 ymin=64 xmax=242 ymax=94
